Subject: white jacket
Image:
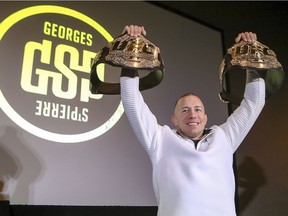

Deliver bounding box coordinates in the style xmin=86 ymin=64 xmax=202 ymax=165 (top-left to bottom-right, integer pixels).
xmin=120 ymin=75 xmax=265 ymax=216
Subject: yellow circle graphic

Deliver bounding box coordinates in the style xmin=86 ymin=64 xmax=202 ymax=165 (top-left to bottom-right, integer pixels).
xmin=0 ymin=5 xmax=124 ymax=143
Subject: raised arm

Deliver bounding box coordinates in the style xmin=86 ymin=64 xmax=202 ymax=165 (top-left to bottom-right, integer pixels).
xmin=120 ymin=25 xmax=160 ymax=156
xmin=220 ymin=32 xmax=266 ymax=151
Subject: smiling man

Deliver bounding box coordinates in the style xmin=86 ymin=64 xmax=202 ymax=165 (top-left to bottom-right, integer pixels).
xmin=172 ymin=93 xmax=208 ymax=145
xmin=120 ymin=25 xmax=265 ymax=216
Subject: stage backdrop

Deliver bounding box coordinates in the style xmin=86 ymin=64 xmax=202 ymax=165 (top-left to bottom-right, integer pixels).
xmin=0 ymin=1 xmax=224 ymax=206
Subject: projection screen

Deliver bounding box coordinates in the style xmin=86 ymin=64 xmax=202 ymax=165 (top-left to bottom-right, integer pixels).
xmin=0 ymin=1 xmax=225 ymax=206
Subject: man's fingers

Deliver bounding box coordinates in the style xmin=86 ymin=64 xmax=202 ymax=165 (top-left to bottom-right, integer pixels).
xmin=235 ymin=32 xmax=257 ymax=43
xmin=122 ymin=25 xmax=146 ymax=36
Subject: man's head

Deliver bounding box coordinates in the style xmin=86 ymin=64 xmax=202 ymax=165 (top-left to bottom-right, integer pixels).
xmin=171 ymin=93 xmax=208 ymax=140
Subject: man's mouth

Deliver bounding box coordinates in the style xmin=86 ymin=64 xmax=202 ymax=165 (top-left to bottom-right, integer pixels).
xmin=187 ymin=122 xmax=199 ymax=126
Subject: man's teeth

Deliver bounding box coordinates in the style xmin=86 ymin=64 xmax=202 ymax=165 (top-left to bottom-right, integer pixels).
xmin=188 ymin=122 xmax=198 ymax=126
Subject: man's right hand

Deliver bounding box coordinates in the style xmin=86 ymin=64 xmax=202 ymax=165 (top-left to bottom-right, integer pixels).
xmin=122 ymin=25 xmax=146 ymax=37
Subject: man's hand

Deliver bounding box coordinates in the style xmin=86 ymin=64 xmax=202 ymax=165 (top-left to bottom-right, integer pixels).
xmin=235 ymin=32 xmax=257 ymax=43
xmin=122 ymin=25 xmax=146 ymax=36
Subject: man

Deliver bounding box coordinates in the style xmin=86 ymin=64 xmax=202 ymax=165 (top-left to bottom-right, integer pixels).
xmin=120 ymin=25 xmax=265 ymax=216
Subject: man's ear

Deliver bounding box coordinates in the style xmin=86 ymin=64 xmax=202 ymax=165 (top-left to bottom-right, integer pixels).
xmin=171 ymin=115 xmax=178 ymax=126
xmin=204 ymin=114 xmax=208 ymax=126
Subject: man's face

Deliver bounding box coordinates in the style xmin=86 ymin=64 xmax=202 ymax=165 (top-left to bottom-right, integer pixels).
xmin=172 ymin=95 xmax=207 ymax=140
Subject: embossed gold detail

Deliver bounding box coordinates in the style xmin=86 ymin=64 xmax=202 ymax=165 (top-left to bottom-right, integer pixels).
xmin=228 ymin=40 xmax=282 ymax=69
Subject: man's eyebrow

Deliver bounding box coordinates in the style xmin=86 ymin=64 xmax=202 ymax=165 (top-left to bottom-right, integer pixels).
xmin=181 ymin=105 xmax=203 ymax=109
xmin=180 ymin=105 xmax=204 ymax=111
xmin=195 ymin=105 xmax=203 ymax=108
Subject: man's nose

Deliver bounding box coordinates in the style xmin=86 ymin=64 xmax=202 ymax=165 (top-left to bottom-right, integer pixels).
xmin=188 ymin=110 xmax=196 ymax=118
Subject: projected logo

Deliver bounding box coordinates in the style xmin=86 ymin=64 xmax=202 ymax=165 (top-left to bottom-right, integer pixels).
xmin=0 ymin=5 xmax=124 ymax=143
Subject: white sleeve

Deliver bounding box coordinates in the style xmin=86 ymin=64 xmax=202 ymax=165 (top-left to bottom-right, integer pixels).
xmin=120 ymin=76 xmax=160 ymax=156
xmin=220 ymin=76 xmax=266 ymax=152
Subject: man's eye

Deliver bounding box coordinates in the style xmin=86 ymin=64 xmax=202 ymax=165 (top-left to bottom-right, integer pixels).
xmin=182 ymin=108 xmax=189 ymax=113
xmin=195 ymin=108 xmax=202 ymax=112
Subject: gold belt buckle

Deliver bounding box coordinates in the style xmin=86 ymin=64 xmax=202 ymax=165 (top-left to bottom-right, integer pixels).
xmin=90 ymin=33 xmax=164 ymax=95
xmin=219 ymin=40 xmax=285 ymax=104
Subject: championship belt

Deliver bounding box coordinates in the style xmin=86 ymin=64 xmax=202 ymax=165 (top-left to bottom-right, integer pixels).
xmin=219 ymin=40 xmax=285 ymax=104
xmin=90 ymin=33 xmax=164 ymax=95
